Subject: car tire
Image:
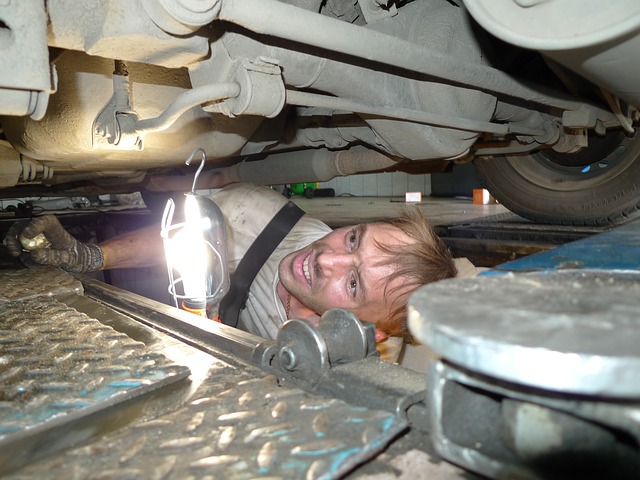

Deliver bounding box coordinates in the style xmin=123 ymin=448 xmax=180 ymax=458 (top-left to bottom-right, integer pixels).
xmin=474 ymin=130 xmax=640 ymax=225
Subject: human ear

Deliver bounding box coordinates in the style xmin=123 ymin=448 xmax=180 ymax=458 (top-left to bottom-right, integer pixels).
xmin=375 ymin=328 xmax=388 ymax=343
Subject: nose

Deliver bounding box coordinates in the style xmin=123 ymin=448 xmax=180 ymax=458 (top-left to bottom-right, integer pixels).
xmin=316 ymin=251 xmax=353 ymax=273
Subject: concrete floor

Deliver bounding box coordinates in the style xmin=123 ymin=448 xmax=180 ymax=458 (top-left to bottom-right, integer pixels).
xmin=291 ymin=194 xmax=509 ymax=228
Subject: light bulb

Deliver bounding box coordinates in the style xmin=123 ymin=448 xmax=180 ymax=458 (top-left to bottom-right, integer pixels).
xmin=161 ymin=192 xmax=230 ymax=320
xmin=180 ymin=195 xmax=207 ymax=300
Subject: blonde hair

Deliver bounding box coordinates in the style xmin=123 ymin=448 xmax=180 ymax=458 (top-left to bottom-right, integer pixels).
xmin=374 ymin=208 xmax=456 ymax=337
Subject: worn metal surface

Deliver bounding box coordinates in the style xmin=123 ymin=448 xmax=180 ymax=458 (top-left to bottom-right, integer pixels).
xmin=489 ymin=219 xmax=640 ymax=273
xmin=314 ymin=358 xmax=430 ymax=433
xmin=410 ymin=221 xmax=640 ymax=398
xmin=0 ymin=296 xmax=191 ymax=475
xmin=267 ymin=309 xmax=378 ymax=390
xmin=0 ymin=265 xmax=83 ymax=301
xmin=408 ymin=219 xmax=640 ymax=479
xmin=7 ymin=373 xmax=407 ymax=480
xmin=5 ymin=0 xmax=619 ymax=192
xmin=465 ymin=0 xmax=640 ymax=109
xmin=0 ymin=267 xmax=416 ymax=479
xmin=427 ymin=360 xmax=640 ymax=480
xmin=409 ymin=269 xmax=640 ymax=397
xmin=0 ymin=0 xmax=53 ymax=119
xmin=435 ymin=212 xmax=609 ymax=266
xmin=81 ymin=274 xmax=264 ymax=364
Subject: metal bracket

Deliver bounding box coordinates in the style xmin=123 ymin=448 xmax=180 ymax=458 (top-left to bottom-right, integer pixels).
xmin=92 ymin=65 xmax=142 ymax=151
xmin=263 ymin=309 xmax=378 ymax=389
xmin=0 ymin=0 xmax=55 ymax=120
xmin=552 ymin=127 xmax=588 ymax=154
xmin=258 ymin=309 xmax=433 ymax=431
xmin=212 ymin=57 xmax=286 ymax=118
xmin=427 ymin=360 xmax=640 ymax=480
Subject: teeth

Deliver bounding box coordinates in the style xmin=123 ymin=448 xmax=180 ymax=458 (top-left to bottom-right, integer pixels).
xmin=302 ymin=256 xmax=311 ymax=283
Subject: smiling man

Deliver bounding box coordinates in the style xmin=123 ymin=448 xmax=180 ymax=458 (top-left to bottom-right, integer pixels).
xmin=4 ymin=183 xmax=456 ymax=355
xmin=277 ymin=220 xmax=445 ymax=342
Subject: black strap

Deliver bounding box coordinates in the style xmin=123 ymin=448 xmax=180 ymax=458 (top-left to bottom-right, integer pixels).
xmin=218 ymin=201 xmax=305 ymax=327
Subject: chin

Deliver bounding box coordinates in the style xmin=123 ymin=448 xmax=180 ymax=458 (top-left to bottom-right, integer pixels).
xmin=304 ymin=317 xmax=321 ymax=327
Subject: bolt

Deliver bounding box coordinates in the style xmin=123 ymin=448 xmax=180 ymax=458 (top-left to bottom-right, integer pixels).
xmin=278 ymin=346 xmax=297 ymax=371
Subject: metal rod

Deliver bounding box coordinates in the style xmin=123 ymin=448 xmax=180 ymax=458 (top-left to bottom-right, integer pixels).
xmin=134 ymin=83 xmax=240 ymax=134
xmin=80 ymin=275 xmax=264 ymax=364
xmin=287 ymin=90 xmax=546 ymax=137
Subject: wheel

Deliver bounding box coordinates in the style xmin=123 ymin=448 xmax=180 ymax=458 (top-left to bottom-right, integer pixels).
xmin=474 ymin=130 xmax=640 ymax=225
xmin=304 ymin=187 xmax=315 ymax=199
xmin=283 ymin=187 xmax=292 ymax=198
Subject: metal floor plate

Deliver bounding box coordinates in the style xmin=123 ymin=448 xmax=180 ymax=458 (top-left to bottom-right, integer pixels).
xmin=7 ymin=372 xmax=407 ymax=480
xmin=0 ymin=296 xmax=191 ymax=475
xmin=0 ymin=266 xmax=83 ymax=301
xmin=1 ymin=267 xmax=407 ymax=479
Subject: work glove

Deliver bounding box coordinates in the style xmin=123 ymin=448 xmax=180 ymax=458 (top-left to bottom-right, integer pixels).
xmin=4 ymin=215 xmax=104 ymax=273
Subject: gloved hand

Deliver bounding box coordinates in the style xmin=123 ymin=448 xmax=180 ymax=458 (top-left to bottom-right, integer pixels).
xmin=4 ymin=215 xmax=104 ymax=273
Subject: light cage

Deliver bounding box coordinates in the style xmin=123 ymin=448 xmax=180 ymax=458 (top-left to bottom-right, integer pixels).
xmin=161 ymin=192 xmax=230 ymax=319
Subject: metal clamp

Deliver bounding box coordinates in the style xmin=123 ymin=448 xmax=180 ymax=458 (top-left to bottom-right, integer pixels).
xmin=213 ymin=57 xmax=286 ymax=119
xmin=262 ymin=309 xmax=378 ymax=389
xmin=141 ymin=0 xmax=222 ymax=35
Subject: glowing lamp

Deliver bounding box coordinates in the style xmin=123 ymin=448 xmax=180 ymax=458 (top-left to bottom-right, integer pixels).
xmin=160 ymin=149 xmax=229 ymax=319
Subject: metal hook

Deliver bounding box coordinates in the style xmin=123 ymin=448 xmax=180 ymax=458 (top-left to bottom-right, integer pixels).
xmin=185 ymin=148 xmax=206 ymax=193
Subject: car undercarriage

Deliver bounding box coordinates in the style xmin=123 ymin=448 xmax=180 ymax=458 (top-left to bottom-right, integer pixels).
xmin=1 ymin=0 xmax=640 ymax=225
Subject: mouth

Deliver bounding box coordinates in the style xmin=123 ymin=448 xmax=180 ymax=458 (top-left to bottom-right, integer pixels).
xmin=302 ymin=254 xmax=312 ymax=285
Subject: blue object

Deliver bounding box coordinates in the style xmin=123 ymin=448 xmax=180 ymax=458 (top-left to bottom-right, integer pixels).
xmin=483 ymin=220 xmax=640 ymax=274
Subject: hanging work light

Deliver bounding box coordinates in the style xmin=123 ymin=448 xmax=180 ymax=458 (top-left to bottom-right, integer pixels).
xmin=160 ymin=148 xmax=230 ymax=320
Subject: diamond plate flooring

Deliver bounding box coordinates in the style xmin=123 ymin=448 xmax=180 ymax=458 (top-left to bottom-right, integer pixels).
xmin=0 ymin=294 xmax=191 ymax=475
xmin=0 ymin=265 xmax=83 ymax=301
xmin=8 ymin=374 xmax=406 ymax=480
xmin=1 ymin=267 xmax=410 ymax=479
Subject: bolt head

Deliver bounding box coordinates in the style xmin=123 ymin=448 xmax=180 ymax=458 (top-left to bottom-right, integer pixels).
xmin=279 ymin=346 xmax=297 ymax=371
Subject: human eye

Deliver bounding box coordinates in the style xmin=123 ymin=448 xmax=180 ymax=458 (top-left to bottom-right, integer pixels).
xmin=347 ymin=227 xmax=359 ymax=250
xmin=348 ymin=275 xmax=358 ymax=297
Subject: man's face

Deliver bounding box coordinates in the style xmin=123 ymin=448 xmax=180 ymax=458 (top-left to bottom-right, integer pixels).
xmin=278 ymin=223 xmax=413 ymax=331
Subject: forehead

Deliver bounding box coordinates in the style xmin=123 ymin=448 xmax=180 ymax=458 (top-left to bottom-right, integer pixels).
xmin=329 ymin=222 xmax=406 ymax=243
xmin=357 ymin=223 xmax=414 ymax=318
xmin=363 ymin=222 xmax=411 ymax=252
